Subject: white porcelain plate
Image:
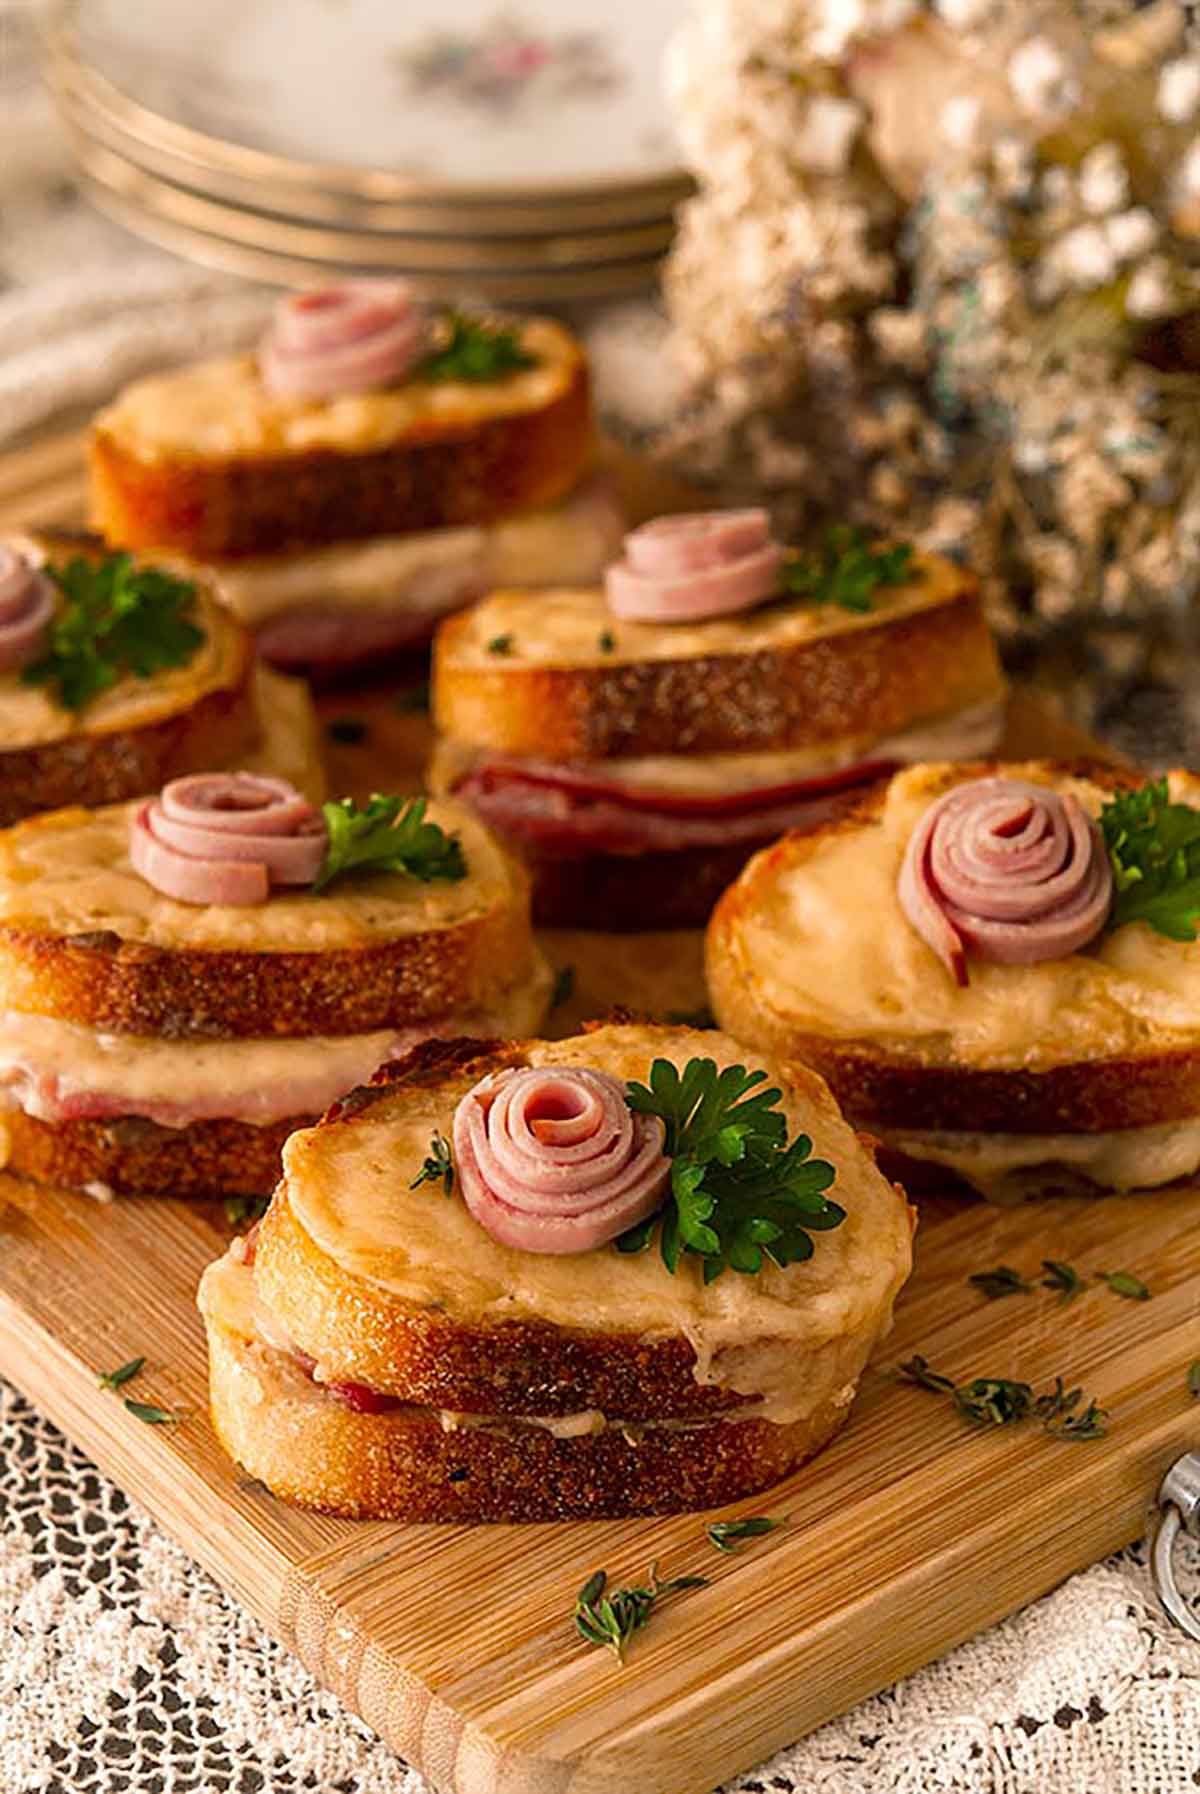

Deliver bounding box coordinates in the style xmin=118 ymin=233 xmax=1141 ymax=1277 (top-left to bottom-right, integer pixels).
xmin=74 ymin=0 xmax=692 ymax=194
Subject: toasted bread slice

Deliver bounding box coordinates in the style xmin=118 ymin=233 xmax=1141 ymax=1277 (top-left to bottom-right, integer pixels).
xmin=0 ymin=530 xmax=259 ymax=825
xmin=708 ymin=760 xmax=1200 ymax=1196
xmin=90 ymin=319 xmax=591 ymax=560
xmin=432 ymin=551 xmax=1004 ymax=762
xmin=206 ymin=1026 xmax=913 ymax=1475
xmin=0 ymin=797 xmax=540 ymax=1039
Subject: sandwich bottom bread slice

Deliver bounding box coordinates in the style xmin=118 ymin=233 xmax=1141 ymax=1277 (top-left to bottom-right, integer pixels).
xmin=0 ymin=789 xmax=550 ymax=1199
xmin=708 ymin=758 xmax=1200 ymax=1201
xmin=199 ymin=1023 xmax=915 ymax=1521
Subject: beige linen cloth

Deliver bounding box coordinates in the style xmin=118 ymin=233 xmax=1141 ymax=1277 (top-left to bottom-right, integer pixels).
xmin=2 ymin=74 xmax=1200 ymax=1794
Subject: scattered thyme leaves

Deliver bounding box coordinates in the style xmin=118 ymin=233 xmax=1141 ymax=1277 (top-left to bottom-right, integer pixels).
xmin=706 ymin=1516 xmax=781 ymax=1554
xmin=315 ymin=794 xmax=466 ymax=891
xmin=618 ymin=1057 xmax=843 ymax=1282
xmin=486 ymin=633 xmax=514 ymax=656
xmin=98 ymin=1356 xmax=145 ymax=1391
xmin=24 ymin=553 xmax=204 ymax=712
xmin=326 ymin=717 xmax=368 ymax=745
xmin=1041 ymin=1259 xmax=1085 ymax=1303
xmin=223 ymin=1192 xmax=270 ymax=1228
xmin=899 ymin=1356 xmax=1108 ymax=1441
xmin=573 ymin=1562 xmax=708 ymax=1662
xmin=417 ymin=312 xmax=537 ymax=384
xmin=780 ymin=526 xmax=915 ymax=614
xmin=1096 ymin=1269 xmax=1151 ymax=1301
xmin=1099 ymin=777 xmax=1200 ymax=941
xmin=124 ymin=1399 xmax=176 ymax=1427
xmin=395 ymin=680 xmax=430 ymax=715
xmin=968 ymin=1265 xmax=1033 ymax=1300
xmin=551 ymin=964 xmax=575 ymax=1009
xmin=411 ymin=1130 xmax=454 ymax=1196
xmin=1189 ymin=1361 xmax=1200 ymax=1398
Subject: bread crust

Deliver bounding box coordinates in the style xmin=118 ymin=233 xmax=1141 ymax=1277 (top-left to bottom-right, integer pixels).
xmin=90 ymin=358 xmax=591 ymax=560
xmin=433 ymin=574 xmax=1003 ymax=761
xmin=0 ymin=893 xmax=534 ymax=1039
xmin=2 ymin=1106 xmax=303 ymax=1198
xmin=205 ymin=1315 xmax=848 ymax=1521
xmin=707 ymin=758 xmax=1196 ymax=1137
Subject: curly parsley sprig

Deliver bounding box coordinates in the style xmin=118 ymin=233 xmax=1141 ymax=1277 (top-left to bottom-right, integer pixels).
xmin=616 ymin=1058 xmax=843 ymax=1283
xmin=1099 ymin=777 xmax=1200 ymax=942
xmin=780 ymin=526 xmax=915 ymax=614
xmin=22 ymin=553 xmax=204 ymax=712
xmin=314 ymin=795 xmax=466 ymax=892
xmin=417 ymin=313 xmax=537 ymax=384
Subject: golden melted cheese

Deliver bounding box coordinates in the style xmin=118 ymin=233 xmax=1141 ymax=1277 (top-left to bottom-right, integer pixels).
xmin=719 ymin=762 xmax=1200 ymax=1070
xmin=94 ymin=319 xmax=579 ymax=462
xmin=0 ymin=796 xmax=526 ymax=953
xmin=280 ymin=1022 xmax=914 ymax=1421
xmin=0 ymin=562 xmax=246 ymax=751
xmin=439 ymin=552 xmax=992 ymax=672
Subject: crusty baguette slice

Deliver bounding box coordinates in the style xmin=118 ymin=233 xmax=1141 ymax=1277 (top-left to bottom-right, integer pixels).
xmin=0 ymin=529 xmax=258 ymax=825
xmin=204 ymin=1286 xmax=850 ymax=1522
xmin=432 ymin=551 xmax=1005 ymax=761
xmin=90 ymin=319 xmax=591 ymax=560
xmin=707 ymin=759 xmax=1200 ymax=1140
xmin=2 ymin=1107 xmax=301 ymax=1202
xmin=0 ymin=799 xmax=540 ymax=1039
xmin=239 ymin=1025 xmax=914 ymax=1429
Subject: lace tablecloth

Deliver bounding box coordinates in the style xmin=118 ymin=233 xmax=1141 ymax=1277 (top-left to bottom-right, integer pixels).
xmin=3 ymin=68 xmax=1200 ymax=1794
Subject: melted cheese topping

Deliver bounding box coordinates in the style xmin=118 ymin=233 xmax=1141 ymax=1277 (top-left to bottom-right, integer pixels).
xmin=0 ymin=797 xmax=526 ymax=953
xmin=200 ymin=473 xmax=623 ymax=627
xmin=439 ymin=552 xmax=994 ymax=671
xmin=431 ymin=696 xmax=1007 ymax=799
xmin=723 ymin=762 xmax=1200 ymax=1071
xmin=0 ymin=552 xmax=245 ymax=750
xmin=280 ymin=1022 xmax=914 ymax=1423
xmin=887 ymin=1117 xmax=1200 ymax=1199
xmin=95 ymin=319 xmax=579 ymax=462
xmin=0 ymin=963 xmax=552 ymax=1125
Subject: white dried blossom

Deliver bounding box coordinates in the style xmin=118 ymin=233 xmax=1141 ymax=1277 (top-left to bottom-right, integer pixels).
xmin=940 ymin=94 xmax=983 ymax=150
xmin=1007 ymin=36 xmax=1077 ymax=117
xmin=1104 ymin=208 xmax=1158 ymax=264
xmin=792 ymin=95 xmax=863 ymax=174
xmin=1158 ymin=56 xmax=1200 ymax=123
xmin=934 ymin=0 xmax=994 ymax=30
xmin=1041 ymin=222 xmax=1118 ymax=294
xmin=1078 ymin=143 xmax=1129 ymax=216
xmin=1126 ymin=257 xmax=1176 ymax=319
xmin=806 ymin=0 xmax=918 ymax=61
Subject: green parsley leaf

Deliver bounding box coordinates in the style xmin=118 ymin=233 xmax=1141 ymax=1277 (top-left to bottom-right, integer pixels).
xmin=417 ymin=313 xmax=537 ymax=384
xmin=23 ymin=553 xmax=204 ymax=712
xmin=1099 ymin=777 xmax=1200 ymax=941
xmin=706 ymin=1516 xmax=782 ymax=1554
xmin=780 ymin=527 xmax=916 ymax=614
xmin=124 ymin=1399 xmax=176 ymax=1427
xmin=314 ymin=795 xmax=466 ymax=892
xmin=619 ymin=1058 xmax=843 ymax=1281
xmin=968 ymin=1265 xmax=1033 ymax=1300
xmin=551 ymin=964 xmax=575 ymax=1009
xmin=224 ymin=1192 xmax=270 ymax=1228
xmin=410 ymin=1130 xmax=454 ymax=1196
xmin=1041 ymin=1259 xmax=1085 ymax=1303
xmin=1096 ymin=1269 xmax=1151 ymax=1301
xmin=573 ymin=1562 xmax=708 ymax=1662
xmin=486 ymin=634 xmax=515 ymax=656
xmin=98 ymin=1356 xmax=145 ymax=1391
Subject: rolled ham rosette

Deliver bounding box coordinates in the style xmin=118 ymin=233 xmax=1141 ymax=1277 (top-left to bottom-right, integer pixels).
xmin=898 ymin=775 xmax=1113 ymax=986
xmin=452 ymin=1064 xmax=670 ymax=1253
xmin=259 ymin=281 xmax=428 ymax=401
xmin=605 ymin=510 xmax=784 ymax=623
xmin=130 ymin=772 xmax=327 ymax=906
xmin=0 ymin=542 xmax=56 ymax=672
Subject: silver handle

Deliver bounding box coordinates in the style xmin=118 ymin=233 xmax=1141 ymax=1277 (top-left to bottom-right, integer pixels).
xmin=1152 ymin=1452 xmax=1200 ymax=1643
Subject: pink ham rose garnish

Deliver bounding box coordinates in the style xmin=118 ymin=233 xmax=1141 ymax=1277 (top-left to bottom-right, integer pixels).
xmin=897 ymin=776 xmax=1114 ymax=987
xmin=259 ymin=280 xmax=428 ymax=401
xmin=604 ymin=510 xmax=784 ymax=624
xmin=130 ymin=772 xmax=327 ymax=906
xmin=451 ymin=1064 xmax=670 ymax=1254
xmin=0 ymin=542 xmax=55 ymax=672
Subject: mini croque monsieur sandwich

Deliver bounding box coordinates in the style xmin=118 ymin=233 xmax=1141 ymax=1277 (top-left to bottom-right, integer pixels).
xmin=708 ymin=760 xmax=1200 ymax=1201
xmin=199 ymin=1022 xmax=914 ymax=1520
xmin=0 ymin=529 xmax=322 ymax=825
xmin=89 ymin=281 xmax=622 ymax=674
xmin=0 ymin=776 xmax=551 ymax=1200
xmin=430 ymin=509 xmax=1006 ymax=928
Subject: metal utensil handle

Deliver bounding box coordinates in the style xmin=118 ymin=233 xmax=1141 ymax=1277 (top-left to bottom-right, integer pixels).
xmin=1153 ymin=1452 xmax=1200 ymax=1643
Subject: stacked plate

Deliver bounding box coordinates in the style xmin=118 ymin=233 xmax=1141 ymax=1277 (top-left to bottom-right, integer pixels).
xmin=48 ymin=0 xmax=695 ymax=303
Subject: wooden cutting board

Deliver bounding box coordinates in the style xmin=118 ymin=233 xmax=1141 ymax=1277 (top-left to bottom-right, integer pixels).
xmin=0 ymin=427 xmax=1197 ymax=1794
